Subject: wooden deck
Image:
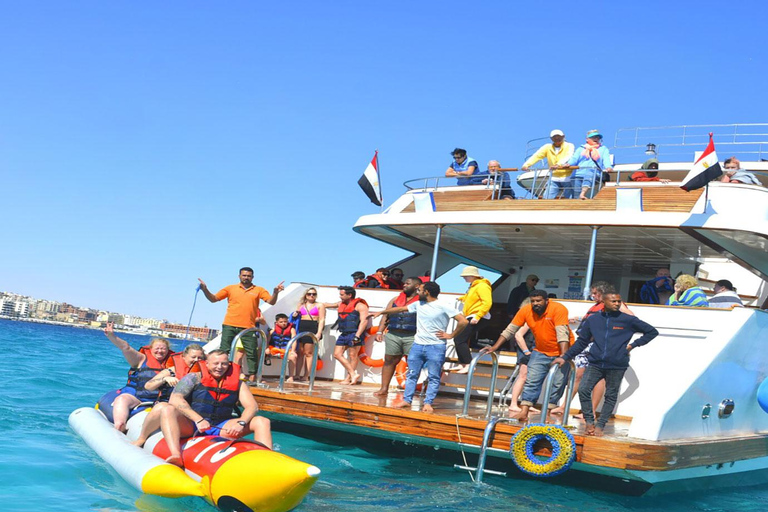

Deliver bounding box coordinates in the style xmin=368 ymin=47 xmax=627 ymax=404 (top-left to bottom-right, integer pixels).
xmin=250 ymin=378 xmax=768 ymax=473
xmin=401 ymin=186 xmax=704 ymax=213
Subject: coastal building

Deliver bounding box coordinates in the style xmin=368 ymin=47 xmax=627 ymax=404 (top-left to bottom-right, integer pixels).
xmin=159 ymin=322 xmax=218 ymax=341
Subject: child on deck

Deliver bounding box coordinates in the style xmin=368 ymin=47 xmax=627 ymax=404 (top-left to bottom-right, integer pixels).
xmin=268 ymin=313 xmax=298 ymax=381
xmin=553 ymin=293 xmax=658 ymax=436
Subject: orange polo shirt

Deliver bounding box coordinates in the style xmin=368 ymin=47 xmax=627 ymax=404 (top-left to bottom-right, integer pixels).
xmin=215 ymin=284 xmax=271 ymax=328
xmin=512 ymin=302 xmax=573 ymax=356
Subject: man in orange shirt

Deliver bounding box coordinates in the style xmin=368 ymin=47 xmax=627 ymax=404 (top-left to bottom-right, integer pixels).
xmin=481 ymin=290 xmax=572 ymax=421
xmin=199 ymin=267 xmax=284 ymax=384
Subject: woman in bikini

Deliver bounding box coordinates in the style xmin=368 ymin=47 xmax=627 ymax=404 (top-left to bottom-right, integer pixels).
xmin=293 ymin=288 xmax=326 ymax=381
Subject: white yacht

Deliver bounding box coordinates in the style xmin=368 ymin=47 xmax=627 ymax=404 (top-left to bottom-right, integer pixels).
xmin=248 ymin=124 xmax=768 ymax=494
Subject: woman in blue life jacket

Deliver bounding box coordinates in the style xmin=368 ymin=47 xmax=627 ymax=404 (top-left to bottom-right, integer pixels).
xmin=564 ymin=129 xmax=613 ymax=200
xmin=103 ymin=322 xmax=172 ymax=432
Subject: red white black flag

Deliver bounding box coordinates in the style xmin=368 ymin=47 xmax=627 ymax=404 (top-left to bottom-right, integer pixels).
xmin=680 ymin=133 xmax=722 ymax=191
xmin=358 ymin=151 xmax=382 ymax=206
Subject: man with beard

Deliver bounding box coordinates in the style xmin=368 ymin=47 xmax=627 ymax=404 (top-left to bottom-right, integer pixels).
xmin=372 ymin=277 xmax=422 ymax=396
xmin=481 ymin=290 xmax=572 ymax=422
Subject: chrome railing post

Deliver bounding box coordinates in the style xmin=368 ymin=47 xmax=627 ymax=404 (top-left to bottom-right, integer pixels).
xmin=539 ymin=360 xmax=576 ymax=425
xmin=497 ymin=364 xmax=520 ymax=409
xmin=278 ymin=331 xmax=318 ymax=393
xmin=255 ymin=328 xmax=268 ymax=384
xmin=460 ymin=351 xmax=499 ymax=420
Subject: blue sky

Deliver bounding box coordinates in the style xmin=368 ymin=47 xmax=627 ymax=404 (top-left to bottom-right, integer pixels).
xmin=1 ymin=1 xmax=766 ymax=327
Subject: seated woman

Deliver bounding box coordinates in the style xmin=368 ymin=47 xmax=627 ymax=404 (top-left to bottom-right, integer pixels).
xmin=630 ymin=158 xmax=671 ymax=183
xmin=293 ymin=287 xmax=326 ymax=381
xmin=721 ymin=156 xmax=763 ymax=186
xmin=102 ymin=323 xmax=172 ymax=432
xmin=667 ymin=274 xmax=709 ymax=307
xmin=131 ymin=344 xmax=205 ymax=447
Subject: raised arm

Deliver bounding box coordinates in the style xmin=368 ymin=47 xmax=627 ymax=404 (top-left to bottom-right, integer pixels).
xmin=198 ymin=278 xmax=220 ymax=303
xmin=104 ymin=322 xmax=144 ymax=367
xmin=267 ymin=281 xmax=285 ymax=306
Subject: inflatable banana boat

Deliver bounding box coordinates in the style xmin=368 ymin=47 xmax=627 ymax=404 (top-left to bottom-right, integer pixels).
xmin=69 ymin=407 xmax=319 ymax=512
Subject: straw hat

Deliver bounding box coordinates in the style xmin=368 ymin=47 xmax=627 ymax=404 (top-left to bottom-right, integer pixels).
xmin=460 ymin=266 xmax=482 ymax=278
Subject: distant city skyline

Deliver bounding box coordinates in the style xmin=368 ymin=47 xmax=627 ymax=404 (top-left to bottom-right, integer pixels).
xmin=0 ymin=290 xmax=217 ymax=340
xmin=1 ymin=1 xmax=766 ymax=327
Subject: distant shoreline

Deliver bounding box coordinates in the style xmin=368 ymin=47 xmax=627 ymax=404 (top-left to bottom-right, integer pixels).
xmin=0 ymin=315 xmax=204 ymax=340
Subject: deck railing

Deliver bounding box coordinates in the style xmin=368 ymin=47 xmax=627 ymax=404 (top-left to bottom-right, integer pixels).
xmin=278 ymin=332 xmax=320 ymax=394
xmin=229 ymin=327 xmax=269 ymax=384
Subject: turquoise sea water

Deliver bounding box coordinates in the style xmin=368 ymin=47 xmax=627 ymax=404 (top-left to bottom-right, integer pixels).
xmin=2 ymin=318 xmax=767 ymax=512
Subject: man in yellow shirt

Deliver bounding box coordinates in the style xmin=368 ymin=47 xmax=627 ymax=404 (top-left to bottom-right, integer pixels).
xmin=199 ymin=267 xmax=284 ymax=384
xmin=521 ymin=129 xmax=575 ymax=199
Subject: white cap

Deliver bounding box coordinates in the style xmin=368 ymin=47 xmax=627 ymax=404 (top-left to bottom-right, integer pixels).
xmin=550 ymin=129 xmax=564 ymax=137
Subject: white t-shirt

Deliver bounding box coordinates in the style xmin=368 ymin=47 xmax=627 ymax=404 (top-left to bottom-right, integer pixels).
xmin=407 ymin=300 xmax=461 ymax=346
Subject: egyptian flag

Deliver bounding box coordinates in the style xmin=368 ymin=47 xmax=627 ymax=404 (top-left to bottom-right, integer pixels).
xmin=358 ymin=150 xmax=382 ymax=206
xmin=680 ymin=133 xmax=722 ymax=191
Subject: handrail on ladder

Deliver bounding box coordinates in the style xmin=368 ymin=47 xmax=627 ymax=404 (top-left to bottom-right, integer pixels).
xmin=460 ymin=351 xmax=499 ymax=420
xmin=454 ymin=415 xmax=517 ymax=483
xmin=497 ymin=364 xmax=520 ymax=410
xmin=228 ymin=327 xmax=269 ymax=385
xmin=539 ymin=360 xmax=577 ymax=426
xmin=278 ymin=332 xmax=320 ymax=395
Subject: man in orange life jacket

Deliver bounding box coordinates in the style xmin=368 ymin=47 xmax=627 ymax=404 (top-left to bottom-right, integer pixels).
xmin=159 ymin=350 xmax=272 ymax=467
xmin=373 ymin=277 xmax=422 ymax=397
xmin=364 ymin=268 xmax=391 ymax=289
xmin=324 ymin=286 xmax=370 ymax=385
xmin=198 ymin=267 xmax=284 ymax=385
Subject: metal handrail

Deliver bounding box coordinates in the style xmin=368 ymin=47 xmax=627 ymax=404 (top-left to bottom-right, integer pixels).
xmin=460 ymin=352 xmax=499 ymax=420
xmin=454 ymin=415 xmax=516 ymax=483
xmin=403 ymin=173 xmax=515 ymax=192
xmin=278 ymin=332 xmax=320 ymax=394
xmin=497 ymin=364 xmax=520 ymax=409
xmin=229 ymin=327 xmax=269 ymax=384
xmin=539 ymin=360 xmax=576 ymax=426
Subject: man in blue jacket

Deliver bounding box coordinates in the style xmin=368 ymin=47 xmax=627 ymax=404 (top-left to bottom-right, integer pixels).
xmin=553 ymin=293 xmax=658 ymax=436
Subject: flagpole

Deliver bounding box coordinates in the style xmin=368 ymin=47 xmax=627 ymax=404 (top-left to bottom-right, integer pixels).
xmin=703 ymin=183 xmax=709 ymax=214
xmin=376 ymin=149 xmax=384 ymax=212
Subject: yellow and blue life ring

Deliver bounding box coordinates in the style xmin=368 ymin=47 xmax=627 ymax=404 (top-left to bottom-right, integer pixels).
xmin=510 ymin=423 xmax=576 ymax=477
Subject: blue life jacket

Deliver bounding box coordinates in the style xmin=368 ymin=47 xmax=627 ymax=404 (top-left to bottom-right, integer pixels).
xmin=189 ymin=362 xmax=242 ymax=425
xmin=270 ymin=323 xmax=293 ymax=350
xmin=337 ymin=298 xmax=367 ymax=334
xmin=123 ymin=347 xmax=170 ymax=401
xmin=453 ymin=157 xmax=479 ymax=186
xmin=387 ymin=292 xmax=419 ymax=332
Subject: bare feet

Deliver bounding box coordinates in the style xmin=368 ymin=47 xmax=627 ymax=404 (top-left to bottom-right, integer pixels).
xmin=422 ymin=404 xmax=434 ymax=413
xmin=373 ymin=389 xmax=389 ymax=397
xmin=340 ymin=377 xmax=352 ymax=385
xmin=131 ymin=438 xmax=146 ymax=448
xmin=351 ymin=372 xmax=362 ymax=385
xmin=453 ymin=365 xmax=469 ymax=375
xmin=551 ymin=406 xmax=564 ymax=415
xmin=594 ymin=427 xmax=604 ymax=437
xmin=585 ymin=424 xmax=596 ymax=436
xmin=165 ymin=455 xmax=183 ymax=467
xmin=393 ymin=400 xmax=413 ymax=409
xmin=510 ymin=410 xmax=528 ymax=421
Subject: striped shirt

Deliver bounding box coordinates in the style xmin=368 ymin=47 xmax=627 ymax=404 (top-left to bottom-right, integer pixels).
xmin=708 ymin=291 xmax=744 ymax=309
xmin=667 ymin=287 xmax=709 ymax=307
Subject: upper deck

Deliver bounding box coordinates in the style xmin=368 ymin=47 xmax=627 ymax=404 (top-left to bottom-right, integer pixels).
xmin=354 ymin=126 xmax=768 ymax=285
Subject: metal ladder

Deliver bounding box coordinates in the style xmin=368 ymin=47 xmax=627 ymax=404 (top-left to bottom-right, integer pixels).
xmin=454 ymin=359 xmax=576 ymax=483
xmin=229 ymin=327 xmax=269 ymax=385
xmin=277 ymin=332 xmax=320 ymax=394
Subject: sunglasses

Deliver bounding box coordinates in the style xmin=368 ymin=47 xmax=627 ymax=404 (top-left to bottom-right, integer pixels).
xmin=306 ymin=292 xmax=317 ymax=296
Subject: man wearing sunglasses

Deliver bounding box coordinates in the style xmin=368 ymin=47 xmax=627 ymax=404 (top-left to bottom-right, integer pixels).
xmin=444 ymin=148 xmax=480 ymax=185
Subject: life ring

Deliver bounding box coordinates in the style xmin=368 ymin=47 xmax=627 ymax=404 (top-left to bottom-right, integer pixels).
xmin=359 ymin=326 xmax=385 ymax=368
xmin=510 ymin=423 xmax=576 ymax=478
xmin=394 ymin=357 xmax=427 ymax=391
